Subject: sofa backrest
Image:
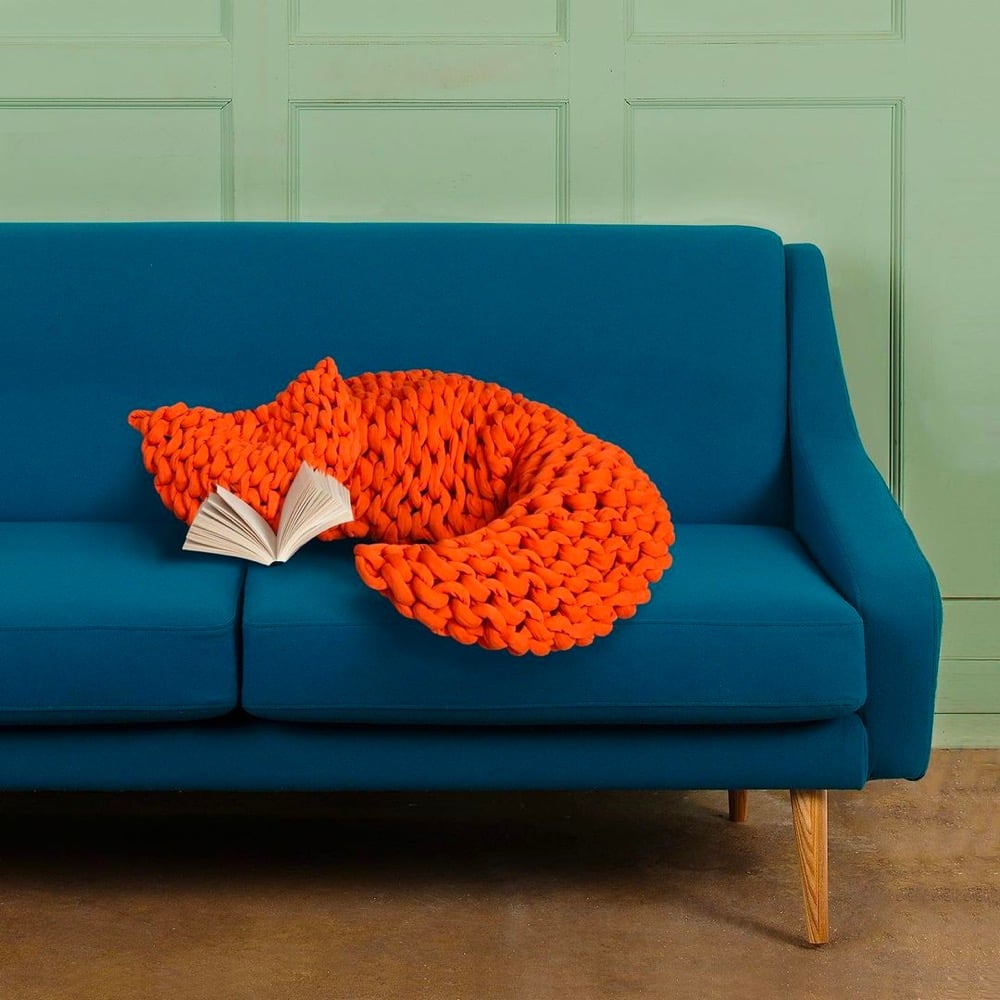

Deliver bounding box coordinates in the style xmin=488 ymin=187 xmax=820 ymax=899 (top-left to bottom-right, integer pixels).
xmin=0 ymin=223 xmax=790 ymax=524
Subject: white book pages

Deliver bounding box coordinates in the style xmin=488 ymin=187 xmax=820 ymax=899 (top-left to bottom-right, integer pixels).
xmin=181 ymin=464 xmax=354 ymax=565
xmin=215 ymin=485 xmax=278 ymax=550
xmin=275 ymin=463 xmax=354 ymax=562
xmin=182 ymin=486 xmax=278 ymax=565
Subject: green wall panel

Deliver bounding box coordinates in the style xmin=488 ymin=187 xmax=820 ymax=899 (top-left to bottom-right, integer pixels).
xmin=293 ymin=0 xmax=562 ymax=42
xmin=291 ymin=101 xmax=567 ymax=222
xmin=935 ymin=662 xmax=1000 ymax=715
xmin=942 ymin=601 xmax=1000 ymax=661
xmin=629 ymin=0 xmax=897 ymax=41
xmin=934 ymin=600 xmax=1000 ymax=746
xmin=0 ymin=0 xmax=224 ymax=38
xmin=0 ymin=102 xmax=232 ymax=221
xmin=932 ymin=714 xmax=1000 ymax=750
xmin=627 ymin=99 xmax=896 ymax=477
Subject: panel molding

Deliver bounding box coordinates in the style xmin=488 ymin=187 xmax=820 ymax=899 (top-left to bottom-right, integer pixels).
xmin=0 ymin=0 xmax=232 ymax=43
xmin=933 ymin=714 xmax=1000 ymax=748
xmin=288 ymin=0 xmax=568 ymax=45
xmin=936 ymin=661 xmax=1000 ymax=713
xmin=624 ymin=97 xmax=905 ymax=499
xmin=0 ymin=98 xmax=234 ymax=220
xmin=219 ymin=97 xmax=235 ymax=220
xmin=288 ymin=99 xmax=569 ymax=222
xmin=942 ymin=597 xmax=1000 ymax=658
xmin=625 ymin=0 xmax=902 ymax=44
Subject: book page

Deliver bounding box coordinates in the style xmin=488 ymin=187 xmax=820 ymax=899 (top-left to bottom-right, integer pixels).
xmin=275 ymin=463 xmax=354 ymax=562
xmin=182 ymin=487 xmax=278 ymax=565
xmin=215 ymin=486 xmax=278 ymax=552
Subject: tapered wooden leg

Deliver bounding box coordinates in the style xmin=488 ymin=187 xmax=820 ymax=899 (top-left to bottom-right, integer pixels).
xmin=790 ymin=789 xmax=829 ymax=945
xmin=728 ymin=789 xmax=749 ymax=823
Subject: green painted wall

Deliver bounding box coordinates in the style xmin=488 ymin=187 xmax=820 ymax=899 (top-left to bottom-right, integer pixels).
xmin=0 ymin=1 xmax=996 ymax=745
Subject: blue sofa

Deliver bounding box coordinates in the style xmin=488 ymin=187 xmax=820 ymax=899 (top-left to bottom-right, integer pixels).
xmin=0 ymin=223 xmax=941 ymax=944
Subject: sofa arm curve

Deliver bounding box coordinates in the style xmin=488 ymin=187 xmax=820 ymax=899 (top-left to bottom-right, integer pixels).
xmin=786 ymin=243 xmax=942 ymax=780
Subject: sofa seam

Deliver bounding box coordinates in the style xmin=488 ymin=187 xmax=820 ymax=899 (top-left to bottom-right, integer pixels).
xmin=0 ymin=701 xmax=237 ymax=716
xmin=241 ymin=699 xmax=864 ymax=713
xmin=0 ymin=621 xmax=239 ymax=634
xmin=242 ymin=619 xmax=863 ymax=631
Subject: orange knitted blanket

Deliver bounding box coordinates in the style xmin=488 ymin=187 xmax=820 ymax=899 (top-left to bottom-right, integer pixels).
xmin=129 ymin=358 xmax=674 ymax=655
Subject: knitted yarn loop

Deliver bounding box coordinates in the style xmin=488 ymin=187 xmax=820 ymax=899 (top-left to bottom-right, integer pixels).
xmin=129 ymin=357 xmax=674 ymax=655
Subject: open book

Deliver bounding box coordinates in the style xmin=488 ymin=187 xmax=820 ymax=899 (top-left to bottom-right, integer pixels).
xmin=183 ymin=463 xmax=354 ymax=566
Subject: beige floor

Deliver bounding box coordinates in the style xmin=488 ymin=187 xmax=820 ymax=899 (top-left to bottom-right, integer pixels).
xmin=0 ymin=749 xmax=997 ymax=1000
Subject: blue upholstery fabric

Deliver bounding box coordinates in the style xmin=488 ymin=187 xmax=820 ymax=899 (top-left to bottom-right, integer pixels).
xmin=0 ymin=222 xmax=789 ymax=526
xmin=0 ymin=223 xmax=943 ymax=792
xmin=786 ymin=245 xmax=942 ymax=780
xmin=242 ymin=525 xmax=865 ymax=726
xmin=0 ymin=715 xmax=869 ymax=790
xmin=0 ymin=520 xmax=242 ymax=724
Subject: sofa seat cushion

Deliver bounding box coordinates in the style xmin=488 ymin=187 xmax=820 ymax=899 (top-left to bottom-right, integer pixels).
xmin=242 ymin=524 xmax=866 ymax=726
xmin=0 ymin=521 xmax=243 ymax=724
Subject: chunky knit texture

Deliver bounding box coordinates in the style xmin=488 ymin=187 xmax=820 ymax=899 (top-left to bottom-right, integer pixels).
xmin=129 ymin=358 xmax=674 ymax=655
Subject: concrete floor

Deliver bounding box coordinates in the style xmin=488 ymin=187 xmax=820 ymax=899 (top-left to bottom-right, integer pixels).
xmin=0 ymin=749 xmax=997 ymax=1000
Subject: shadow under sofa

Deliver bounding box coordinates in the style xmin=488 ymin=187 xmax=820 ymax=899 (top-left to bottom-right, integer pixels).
xmin=0 ymin=222 xmax=942 ymax=945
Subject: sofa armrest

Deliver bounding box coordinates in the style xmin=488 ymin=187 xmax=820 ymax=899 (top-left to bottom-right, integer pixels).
xmin=786 ymin=244 xmax=942 ymax=780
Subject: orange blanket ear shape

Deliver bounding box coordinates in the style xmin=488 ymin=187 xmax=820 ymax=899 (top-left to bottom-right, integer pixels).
xmin=128 ymin=357 xmax=366 ymax=532
xmin=131 ymin=358 xmax=674 ymax=655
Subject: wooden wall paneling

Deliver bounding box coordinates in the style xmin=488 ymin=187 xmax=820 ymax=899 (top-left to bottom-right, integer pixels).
xmin=0 ymin=100 xmax=232 ymax=220
xmin=0 ymin=0 xmax=228 ymax=40
xmin=0 ymin=0 xmax=231 ymax=220
xmin=625 ymin=98 xmax=898 ymax=479
xmin=291 ymin=0 xmax=565 ymax=44
xmin=627 ymin=0 xmax=899 ymax=43
xmin=290 ymin=100 xmax=567 ymax=222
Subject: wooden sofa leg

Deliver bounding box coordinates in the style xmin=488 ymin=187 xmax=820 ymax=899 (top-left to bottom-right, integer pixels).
xmin=728 ymin=789 xmax=749 ymax=822
xmin=790 ymin=789 xmax=829 ymax=945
